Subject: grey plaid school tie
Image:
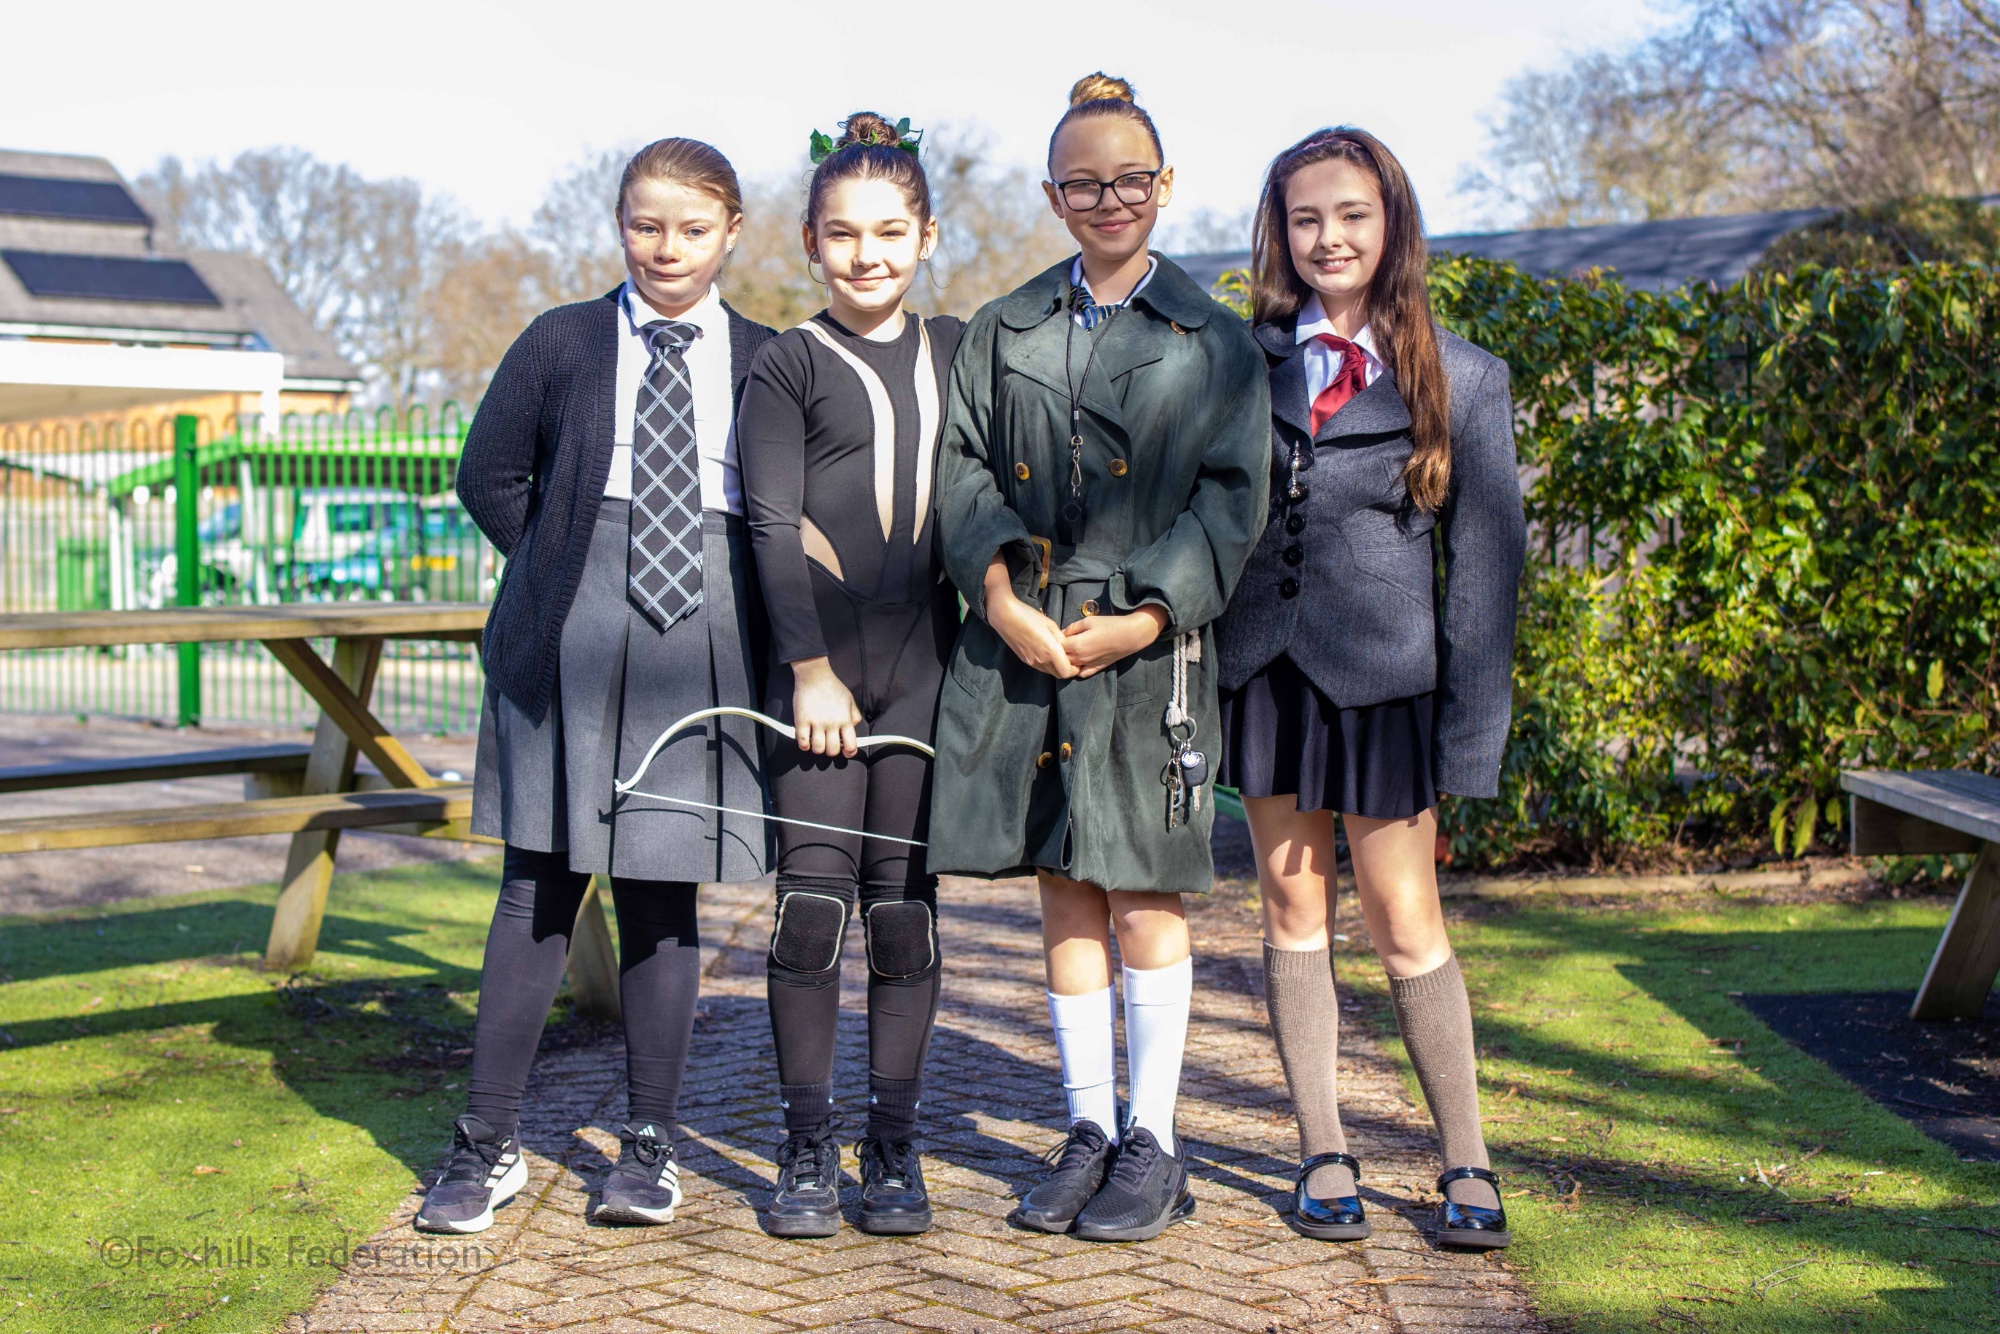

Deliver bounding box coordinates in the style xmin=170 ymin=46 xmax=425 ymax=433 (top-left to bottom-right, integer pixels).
xmin=628 ymin=320 xmax=704 ymax=630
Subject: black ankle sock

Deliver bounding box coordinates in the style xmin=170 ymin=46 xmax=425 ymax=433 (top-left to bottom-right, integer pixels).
xmin=868 ymin=1075 xmax=922 ymax=1141
xmin=781 ymin=1082 xmax=834 ymax=1136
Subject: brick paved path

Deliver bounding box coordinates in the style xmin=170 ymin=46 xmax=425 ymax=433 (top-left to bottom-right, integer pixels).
xmin=293 ymin=873 xmax=1545 ymax=1334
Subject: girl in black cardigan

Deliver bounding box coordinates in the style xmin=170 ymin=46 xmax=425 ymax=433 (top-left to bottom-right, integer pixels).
xmin=1212 ymin=128 xmax=1527 ymax=1250
xmin=418 ymin=139 xmax=776 ymax=1235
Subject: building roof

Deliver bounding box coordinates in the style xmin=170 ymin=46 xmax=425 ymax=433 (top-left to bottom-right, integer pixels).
xmin=1173 ymin=206 xmax=1841 ymax=296
xmin=0 ymin=148 xmax=360 ymax=388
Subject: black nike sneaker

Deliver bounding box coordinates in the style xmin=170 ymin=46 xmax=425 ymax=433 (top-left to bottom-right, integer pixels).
xmin=765 ymin=1123 xmax=842 ymax=1238
xmin=592 ymin=1121 xmax=681 ymax=1225
xmin=413 ymin=1115 xmax=527 ymax=1235
xmin=1009 ymin=1119 xmax=1115 ymax=1234
xmin=1073 ymin=1125 xmax=1195 ymax=1242
xmin=856 ymin=1134 xmax=932 ymax=1235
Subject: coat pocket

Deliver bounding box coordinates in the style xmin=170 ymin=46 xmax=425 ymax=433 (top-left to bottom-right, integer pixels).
xmin=949 ymin=616 xmax=1007 ymax=699
xmin=1115 ymin=634 xmax=1175 ymax=707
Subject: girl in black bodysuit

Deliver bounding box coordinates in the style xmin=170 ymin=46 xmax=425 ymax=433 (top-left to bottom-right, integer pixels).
xmin=738 ymin=112 xmax=962 ymax=1239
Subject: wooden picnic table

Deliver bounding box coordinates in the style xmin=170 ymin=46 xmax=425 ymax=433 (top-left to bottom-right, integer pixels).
xmin=0 ymin=604 xmax=492 ymax=970
xmin=1843 ymin=769 xmax=2000 ymax=1020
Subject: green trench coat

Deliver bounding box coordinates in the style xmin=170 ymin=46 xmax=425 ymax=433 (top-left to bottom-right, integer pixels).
xmin=930 ymin=256 xmax=1272 ymax=893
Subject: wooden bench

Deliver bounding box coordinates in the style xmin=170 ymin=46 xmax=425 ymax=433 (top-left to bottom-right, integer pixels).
xmin=0 ymin=784 xmax=474 ymax=852
xmin=1843 ymin=769 xmax=2000 ymax=1019
xmin=0 ymin=743 xmax=313 ymax=795
xmin=0 ymin=605 xmax=495 ymax=970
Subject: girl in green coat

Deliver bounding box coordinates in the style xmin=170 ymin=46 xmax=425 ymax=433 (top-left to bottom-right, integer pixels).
xmin=931 ymin=73 xmax=1271 ymax=1242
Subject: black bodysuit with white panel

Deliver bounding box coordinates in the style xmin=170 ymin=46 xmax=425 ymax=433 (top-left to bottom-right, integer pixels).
xmin=738 ymin=309 xmax=964 ymax=1143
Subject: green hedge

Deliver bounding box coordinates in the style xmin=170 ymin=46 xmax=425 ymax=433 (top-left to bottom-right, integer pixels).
xmin=1218 ymin=258 xmax=2000 ymax=865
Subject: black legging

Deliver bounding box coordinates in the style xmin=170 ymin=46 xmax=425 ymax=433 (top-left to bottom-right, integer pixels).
xmin=765 ymin=588 xmax=950 ymax=1141
xmin=463 ymin=845 xmax=701 ymax=1140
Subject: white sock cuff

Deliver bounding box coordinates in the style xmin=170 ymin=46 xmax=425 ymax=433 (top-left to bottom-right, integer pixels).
xmin=1122 ymin=956 xmax=1193 ymax=1006
xmin=1048 ymin=985 xmax=1116 ymax=1030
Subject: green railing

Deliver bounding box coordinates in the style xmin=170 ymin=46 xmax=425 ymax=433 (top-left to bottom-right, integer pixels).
xmin=0 ymin=407 xmax=493 ymax=734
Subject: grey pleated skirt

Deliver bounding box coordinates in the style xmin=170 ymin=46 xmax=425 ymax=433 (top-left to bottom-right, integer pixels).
xmin=471 ymin=500 xmax=773 ymax=883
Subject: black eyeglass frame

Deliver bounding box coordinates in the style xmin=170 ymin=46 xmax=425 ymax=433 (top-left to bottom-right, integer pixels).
xmin=1049 ymin=170 xmax=1162 ymax=211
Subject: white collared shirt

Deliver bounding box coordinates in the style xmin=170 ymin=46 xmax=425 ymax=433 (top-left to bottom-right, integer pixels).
xmin=607 ymin=281 xmax=740 ymax=513
xmin=1295 ymin=293 xmax=1385 ymax=403
xmin=1070 ymin=254 xmax=1159 ymax=326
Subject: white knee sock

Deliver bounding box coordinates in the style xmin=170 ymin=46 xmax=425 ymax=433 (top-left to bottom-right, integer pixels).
xmin=1047 ymin=986 xmax=1119 ymax=1142
xmin=1122 ymin=957 xmax=1193 ymax=1156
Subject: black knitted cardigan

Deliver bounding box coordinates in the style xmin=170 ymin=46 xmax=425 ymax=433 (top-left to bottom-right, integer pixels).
xmin=457 ymin=288 xmax=776 ymax=723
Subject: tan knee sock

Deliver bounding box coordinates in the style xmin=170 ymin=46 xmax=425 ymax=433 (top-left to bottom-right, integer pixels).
xmin=1263 ymin=943 xmax=1355 ymax=1197
xmin=1388 ymin=954 xmax=1500 ymax=1209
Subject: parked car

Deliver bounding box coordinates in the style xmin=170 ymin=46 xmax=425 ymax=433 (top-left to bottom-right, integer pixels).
xmin=294 ymin=496 xmax=490 ymax=601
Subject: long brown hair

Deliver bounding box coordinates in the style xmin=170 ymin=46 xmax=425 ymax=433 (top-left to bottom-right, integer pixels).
xmin=1251 ymin=128 xmax=1450 ymax=511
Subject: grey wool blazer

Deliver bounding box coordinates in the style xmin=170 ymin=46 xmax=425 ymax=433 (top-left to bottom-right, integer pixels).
xmin=1211 ymin=318 xmax=1527 ymax=798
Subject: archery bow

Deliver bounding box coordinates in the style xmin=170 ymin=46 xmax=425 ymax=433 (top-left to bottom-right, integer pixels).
xmin=613 ymin=706 xmax=937 ymax=846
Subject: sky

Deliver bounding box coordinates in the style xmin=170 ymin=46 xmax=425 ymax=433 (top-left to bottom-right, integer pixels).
xmin=4 ymin=0 xmax=1667 ymax=240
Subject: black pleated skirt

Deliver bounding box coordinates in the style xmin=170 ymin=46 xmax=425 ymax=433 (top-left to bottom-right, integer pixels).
xmin=1217 ymin=655 xmax=1437 ymax=820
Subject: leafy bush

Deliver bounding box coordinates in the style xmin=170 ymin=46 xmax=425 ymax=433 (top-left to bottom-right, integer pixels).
xmin=1217 ymin=257 xmax=2000 ymax=866
xmin=1755 ymin=196 xmax=2000 ymax=275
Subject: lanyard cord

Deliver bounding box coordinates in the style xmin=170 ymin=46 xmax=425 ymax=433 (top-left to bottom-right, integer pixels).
xmin=1063 ymin=279 xmax=1119 ymax=509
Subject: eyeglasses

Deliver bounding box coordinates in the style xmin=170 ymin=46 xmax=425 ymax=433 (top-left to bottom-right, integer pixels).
xmin=1051 ymin=171 xmax=1161 ymax=211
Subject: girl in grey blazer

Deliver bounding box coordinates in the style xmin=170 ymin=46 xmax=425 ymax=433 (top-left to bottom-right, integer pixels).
xmin=1211 ymin=128 xmax=1526 ymax=1250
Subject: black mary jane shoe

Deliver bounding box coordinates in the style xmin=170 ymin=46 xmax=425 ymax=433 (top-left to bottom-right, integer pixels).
xmin=1434 ymin=1166 xmax=1512 ymax=1250
xmin=1291 ymin=1151 xmax=1371 ymax=1241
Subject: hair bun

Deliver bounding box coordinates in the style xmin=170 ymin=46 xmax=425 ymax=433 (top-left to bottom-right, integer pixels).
xmin=1068 ymin=72 xmax=1136 ymax=107
xmin=836 ymin=111 xmax=902 ymax=150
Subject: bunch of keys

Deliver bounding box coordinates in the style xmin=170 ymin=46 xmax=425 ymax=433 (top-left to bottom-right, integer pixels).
xmin=1162 ymin=736 xmax=1208 ymax=830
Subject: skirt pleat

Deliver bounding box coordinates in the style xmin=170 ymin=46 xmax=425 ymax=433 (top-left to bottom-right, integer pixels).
xmin=472 ymin=499 xmax=771 ymax=883
xmin=1217 ymin=654 xmax=1436 ymax=821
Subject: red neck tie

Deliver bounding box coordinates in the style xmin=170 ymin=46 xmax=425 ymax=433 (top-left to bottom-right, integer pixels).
xmin=1309 ymin=333 xmax=1369 ymax=435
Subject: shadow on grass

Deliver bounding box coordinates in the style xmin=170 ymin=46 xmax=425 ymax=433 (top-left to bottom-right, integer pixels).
xmin=1425 ymin=904 xmax=2000 ymax=1324
xmin=0 ymin=874 xmax=499 ymax=1178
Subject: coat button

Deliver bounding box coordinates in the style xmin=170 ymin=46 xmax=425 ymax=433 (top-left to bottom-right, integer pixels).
xmin=1108 ymin=459 xmax=1128 ymax=477
xmin=1037 ymin=750 xmax=1053 ymax=769
xmin=1280 ymin=577 xmax=1300 ymax=599
xmin=1282 ymin=544 xmax=1304 ymax=567
xmin=1285 ymin=513 xmax=1306 ymax=535
xmin=1079 ymin=598 xmax=1100 ymax=616
xmin=1059 ymin=742 xmax=1073 ymax=762
xmin=1014 ymin=462 xmax=1031 ymax=481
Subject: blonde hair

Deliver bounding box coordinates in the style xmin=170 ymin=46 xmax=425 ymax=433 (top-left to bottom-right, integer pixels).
xmin=617 ymin=138 xmax=742 ymax=218
xmin=1047 ymin=72 xmax=1163 ymax=172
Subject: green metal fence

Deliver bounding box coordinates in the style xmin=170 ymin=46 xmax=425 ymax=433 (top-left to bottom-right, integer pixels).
xmin=0 ymin=407 xmax=494 ymax=734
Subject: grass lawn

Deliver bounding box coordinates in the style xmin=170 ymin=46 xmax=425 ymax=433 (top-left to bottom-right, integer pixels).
xmin=0 ymin=856 xmax=510 ymax=1334
xmin=5 ymin=855 xmax=1998 ymax=1333
xmin=1349 ymin=889 xmax=2000 ymax=1333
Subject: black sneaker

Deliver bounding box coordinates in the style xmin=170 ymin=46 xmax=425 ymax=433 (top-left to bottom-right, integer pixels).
xmin=414 ymin=1115 xmax=527 ymax=1235
xmin=592 ymin=1121 xmax=681 ymax=1225
xmin=1009 ymin=1119 xmax=1115 ymax=1234
xmin=856 ymin=1134 xmax=932 ymax=1235
xmin=765 ymin=1124 xmax=842 ymax=1238
xmin=1073 ymin=1125 xmax=1195 ymax=1242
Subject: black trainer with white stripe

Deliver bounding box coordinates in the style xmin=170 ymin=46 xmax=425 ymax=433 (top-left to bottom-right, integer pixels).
xmin=593 ymin=1121 xmax=683 ymax=1225
xmin=413 ymin=1115 xmax=527 ymax=1235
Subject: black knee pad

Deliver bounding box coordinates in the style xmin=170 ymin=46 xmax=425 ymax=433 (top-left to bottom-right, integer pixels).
xmin=863 ymin=900 xmax=938 ymax=981
xmin=771 ymin=881 xmax=853 ymax=975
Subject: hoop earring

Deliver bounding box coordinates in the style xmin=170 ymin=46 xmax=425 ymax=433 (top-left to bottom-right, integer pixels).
xmin=806 ymin=255 xmax=826 ymax=286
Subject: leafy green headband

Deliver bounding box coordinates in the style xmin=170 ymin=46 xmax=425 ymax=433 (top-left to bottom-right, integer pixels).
xmin=809 ymin=118 xmax=923 ymax=165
